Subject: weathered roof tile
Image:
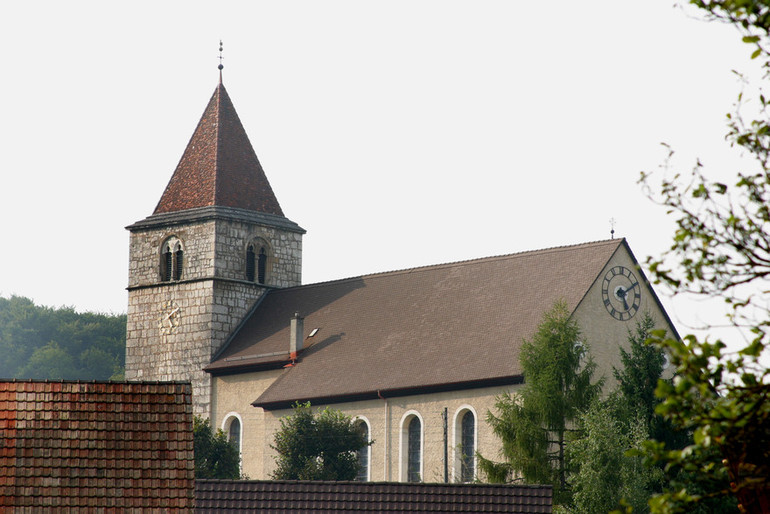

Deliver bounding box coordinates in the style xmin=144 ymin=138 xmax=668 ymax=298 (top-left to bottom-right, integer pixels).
xmin=207 ymin=239 xmax=626 ymax=408
xmin=195 ymin=480 xmax=552 ymax=513
xmin=0 ymin=380 xmax=195 ymax=511
xmin=154 ymin=82 xmax=284 ymax=216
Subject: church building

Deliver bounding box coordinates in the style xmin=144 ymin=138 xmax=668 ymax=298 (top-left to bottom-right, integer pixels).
xmin=125 ymin=71 xmax=678 ymax=482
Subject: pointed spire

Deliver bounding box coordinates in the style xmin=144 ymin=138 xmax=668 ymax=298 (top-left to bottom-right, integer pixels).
xmin=218 ymin=40 xmax=224 ymax=84
xmin=153 ymin=81 xmax=285 ymax=216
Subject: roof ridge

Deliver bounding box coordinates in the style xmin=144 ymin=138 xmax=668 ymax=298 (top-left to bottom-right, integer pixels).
xmin=0 ymin=378 xmax=192 ymax=385
xmin=282 ymin=238 xmax=623 ymax=291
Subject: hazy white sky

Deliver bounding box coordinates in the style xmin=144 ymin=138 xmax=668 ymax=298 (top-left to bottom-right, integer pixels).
xmin=0 ymin=1 xmax=761 ymax=344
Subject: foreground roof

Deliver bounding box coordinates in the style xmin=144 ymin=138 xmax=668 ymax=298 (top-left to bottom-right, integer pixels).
xmin=207 ymin=239 xmax=625 ymax=408
xmin=0 ymin=380 xmax=195 ymax=511
xmin=154 ymin=81 xmax=284 ymax=216
xmin=194 ymin=480 xmax=553 ymax=513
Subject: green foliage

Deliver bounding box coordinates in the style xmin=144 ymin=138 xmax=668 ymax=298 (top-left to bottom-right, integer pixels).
xmin=637 ymin=2 xmax=770 ymax=512
xmin=0 ymin=295 xmax=126 ymax=380
xmin=193 ymin=415 xmax=242 ymax=479
xmin=613 ymin=314 xmax=664 ymax=426
xmin=567 ymin=399 xmax=663 ymax=514
xmin=270 ymin=402 xmax=371 ymax=481
xmin=479 ymin=300 xmax=604 ymax=505
xmin=565 ymin=315 xmax=670 ymax=514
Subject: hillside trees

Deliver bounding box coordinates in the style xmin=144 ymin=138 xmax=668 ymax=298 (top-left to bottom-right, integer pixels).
xmin=638 ymin=2 xmax=770 ymax=512
xmin=271 ymin=402 xmax=371 ymax=481
xmin=478 ymin=300 xmax=603 ymax=505
xmin=0 ymin=295 xmax=125 ymax=380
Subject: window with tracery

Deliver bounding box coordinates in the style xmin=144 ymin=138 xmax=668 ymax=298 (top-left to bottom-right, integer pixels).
xmin=246 ymin=240 xmax=270 ymax=284
xmin=160 ymin=237 xmax=184 ymax=282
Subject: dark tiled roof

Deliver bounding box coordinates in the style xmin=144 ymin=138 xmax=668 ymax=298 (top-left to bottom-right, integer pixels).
xmin=0 ymin=380 xmax=195 ymax=511
xmin=206 ymin=239 xmax=624 ymax=408
xmin=154 ymin=82 xmax=284 ymax=216
xmin=194 ymin=479 xmax=553 ymax=513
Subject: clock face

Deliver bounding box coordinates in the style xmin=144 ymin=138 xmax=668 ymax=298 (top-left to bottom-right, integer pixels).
xmin=601 ymin=266 xmax=641 ymax=321
xmin=158 ymin=300 xmax=182 ymax=334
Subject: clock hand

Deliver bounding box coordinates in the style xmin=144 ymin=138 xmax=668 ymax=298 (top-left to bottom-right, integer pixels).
xmin=616 ymin=287 xmax=629 ymax=310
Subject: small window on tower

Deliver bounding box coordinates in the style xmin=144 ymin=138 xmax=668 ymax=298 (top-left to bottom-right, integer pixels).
xmin=246 ymin=239 xmax=271 ymax=285
xmin=258 ymin=247 xmax=267 ymax=284
xmin=162 ymin=244 xmax=173 ymax=282
xmin=160 ymin=236 xmax=184 ymax=283
xmin=246 ymin=245 xmax=256 ymax=282
xmin=174 ymin=244 xmax=184 ymax=280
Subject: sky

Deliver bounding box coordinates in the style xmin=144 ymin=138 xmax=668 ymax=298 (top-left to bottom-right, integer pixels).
xmin=0 ymin=1 xmax=762 ymax=346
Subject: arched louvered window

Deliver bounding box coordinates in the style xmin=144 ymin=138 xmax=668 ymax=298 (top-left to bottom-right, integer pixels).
xmin=355 ymin=419 xmax=370 ymax=481
xmin=162 ymin=244 xmax=173 ymax=282
xmin=407 ymin=416 xmax=421 ymax=482
xmin=161 ymin=237 xmax=184 ymax=282
xmin=246 ymin=245 xmax=256 ymax=282
xmin=460 ymin=411 xmax=475 ymax=482
xmin=258 ymin=247 xmax=267 ymax=284
xmin=174 ymin=244 xmax=184 ymax=280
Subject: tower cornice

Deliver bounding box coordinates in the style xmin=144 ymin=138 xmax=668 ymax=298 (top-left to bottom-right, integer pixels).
xmin=127 ymin=205 xmax=305 ymax=234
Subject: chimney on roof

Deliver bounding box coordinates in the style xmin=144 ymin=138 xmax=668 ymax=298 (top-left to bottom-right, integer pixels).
xmin=290 ymin=312 xmax=304 ymax=359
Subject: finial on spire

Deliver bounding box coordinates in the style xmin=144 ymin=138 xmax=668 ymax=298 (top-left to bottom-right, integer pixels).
xmin=218 ymin=40 xmax=224 ymax=83
xmin=609 ymin=217 xmax=616 ymax=239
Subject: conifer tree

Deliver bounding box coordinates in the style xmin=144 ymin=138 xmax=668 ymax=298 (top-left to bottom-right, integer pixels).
xmin=479 ymin=300 xmax=603 ymax=505
xmin=566 ymin=314 xmax=668 ymax=514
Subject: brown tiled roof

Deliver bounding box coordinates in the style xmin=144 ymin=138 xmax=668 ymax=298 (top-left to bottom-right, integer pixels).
xmin=154 ymin=81 xmax=284 ymax=216
xmin=206 ymin=239 xmax=624 ymax=408
xmin=194 ymin=479 xmax=553 ymax=513
xmin=0 ymin=380 xmax=195 ymax=511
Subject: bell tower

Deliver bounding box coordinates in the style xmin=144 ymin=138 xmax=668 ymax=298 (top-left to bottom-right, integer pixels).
xmin=125 ymin=68 xmax=304 ymax=417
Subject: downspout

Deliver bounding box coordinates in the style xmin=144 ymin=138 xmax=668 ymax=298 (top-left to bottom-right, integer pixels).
xmin=378 ymin=390 xmax=389 ymax=481
xmin=443 ymin=407 xmax=448 ymax=483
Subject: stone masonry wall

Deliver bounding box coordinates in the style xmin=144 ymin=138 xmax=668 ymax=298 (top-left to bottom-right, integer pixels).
xmin=126 ymin=215 xmax=303 ymax=417
xmin=214 ymin=219 xmax=302 ymax=288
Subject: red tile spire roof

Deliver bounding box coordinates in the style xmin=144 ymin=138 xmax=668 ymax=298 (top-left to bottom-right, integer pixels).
xmin=153 ymin=80 xmax=284 ymax=215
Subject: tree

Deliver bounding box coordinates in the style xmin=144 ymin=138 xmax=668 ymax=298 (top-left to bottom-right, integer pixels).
xmin=638 ymin=2 xmax=770 ymax=512
xmin=565 ymin=314 xmax=675 ymax=514
xmin=567 ymin=399 xmax=662 ymax=514
xmin=0 ymin=295 xmax=126 ymax=380
xmin=193 ymin=415 xmax=242 ymax=479
xmin=478 ymin=300 xmax=604 ymax=505
xmin=270 ymin=402 xmax=370 ymax=481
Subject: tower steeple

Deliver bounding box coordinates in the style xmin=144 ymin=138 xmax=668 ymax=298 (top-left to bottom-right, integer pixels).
xmin=154 ymin=82 xmax=284 ymax=216
xmin=125 ymin=65 xmax=304 ymax=418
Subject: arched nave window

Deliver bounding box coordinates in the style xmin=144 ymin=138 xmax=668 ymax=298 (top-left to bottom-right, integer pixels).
xmin=454 ymin=406 xmax=477 ymax=482
xmin=354 ymin=417 xmax=371 ymax=481
xmin=400 ymin=411 xmax=423 ymax=483
xmin=222 ymin=412 xmax=242 ymax=458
